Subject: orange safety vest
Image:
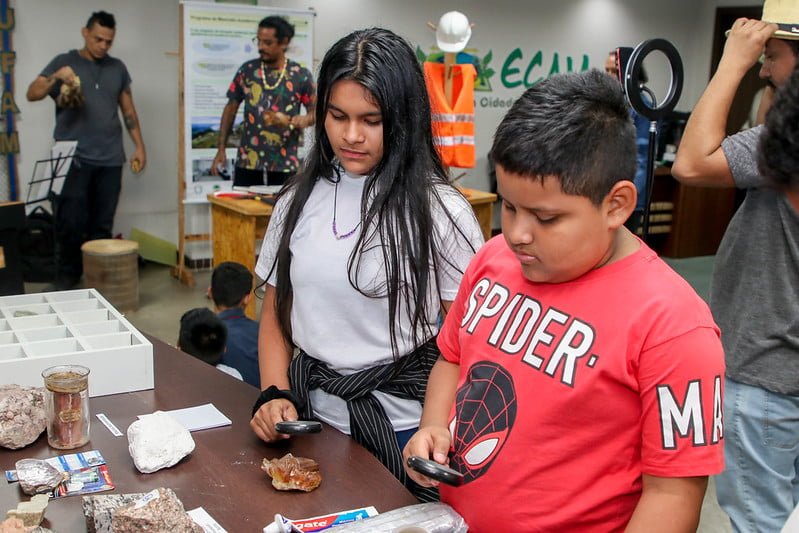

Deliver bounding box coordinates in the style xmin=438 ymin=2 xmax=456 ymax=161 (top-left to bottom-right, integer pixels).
xmin=424 ymin=62 xmax=477 ymax=169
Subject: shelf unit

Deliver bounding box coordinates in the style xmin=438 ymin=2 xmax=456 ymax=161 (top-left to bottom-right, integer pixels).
xmin=0 ymin=289 xmax=154 ymax=397
xmin=645 ymin=166 xmax=737 ymax=258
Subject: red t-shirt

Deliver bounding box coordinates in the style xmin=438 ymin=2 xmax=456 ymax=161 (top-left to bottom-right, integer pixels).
xmin=438 ymin=236 xmax=725 ymax=532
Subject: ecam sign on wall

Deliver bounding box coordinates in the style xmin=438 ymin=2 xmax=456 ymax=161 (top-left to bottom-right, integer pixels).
xmin=417 ymin=46 xmax=591 ymax=109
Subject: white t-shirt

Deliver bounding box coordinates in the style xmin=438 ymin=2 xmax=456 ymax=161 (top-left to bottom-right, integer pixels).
xmin=255 ymin=170 xmax=484 ymax=433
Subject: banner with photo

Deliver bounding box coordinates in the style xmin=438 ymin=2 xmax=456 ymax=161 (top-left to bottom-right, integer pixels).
xmin=181 ymin=1 xmax=313 ymax=201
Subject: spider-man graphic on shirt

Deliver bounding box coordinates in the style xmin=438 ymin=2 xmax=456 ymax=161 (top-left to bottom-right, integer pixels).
xmin=448 ymin=361 xmax=516 ymax=484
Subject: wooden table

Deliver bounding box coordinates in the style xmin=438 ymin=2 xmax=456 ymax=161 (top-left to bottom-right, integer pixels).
xmin=208 ymin=188 xmax=496 ymax=319
xmin=460 ymin=188 xmax=496 ymax=242
xmin=0 ymin=337 xmax=417 ymax=531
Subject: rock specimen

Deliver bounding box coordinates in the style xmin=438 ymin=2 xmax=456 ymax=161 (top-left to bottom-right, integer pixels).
xmin=83 ymin=493 xmax=146 ymax=533
xmin=56 ymin=76 xmax=84 ymax=108
xmin=0 ymin=385 xmax=46 ymax=450
xmin=261 ymin=453 xmax=321 ymax=492
xmin=111 ymin=488 xmax=202 ymax=533
xmin=5 ymin=494 xmax=49 ymax=527
xmin=15 ymin=459 xmax=65 ymax=496
xmin=127 ymin=411 xmax=194 ymax=474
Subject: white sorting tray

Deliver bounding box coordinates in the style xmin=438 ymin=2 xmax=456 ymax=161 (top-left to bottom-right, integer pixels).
xmin=0 ymin=289 xmax=154 ymax=397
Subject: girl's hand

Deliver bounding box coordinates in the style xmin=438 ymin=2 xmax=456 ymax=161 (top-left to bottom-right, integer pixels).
xmin=250 ymin=398 xmax=298 ymax=442
xmin=402 ymin=425 xmax=452 ymax=487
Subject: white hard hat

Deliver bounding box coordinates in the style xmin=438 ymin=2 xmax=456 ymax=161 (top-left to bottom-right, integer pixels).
xmin=436 ymin=11 xmax=472 ymax=53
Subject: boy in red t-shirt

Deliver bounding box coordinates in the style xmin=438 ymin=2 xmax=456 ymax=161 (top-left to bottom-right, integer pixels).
xmin=403 ymin=70 xmax=725 ymax=532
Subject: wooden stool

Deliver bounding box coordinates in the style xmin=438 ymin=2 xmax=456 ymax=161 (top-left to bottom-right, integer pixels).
xmin=81 ymin=239 xmax=139 ymax=311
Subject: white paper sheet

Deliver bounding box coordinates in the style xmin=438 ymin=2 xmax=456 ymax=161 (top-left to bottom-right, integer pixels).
xmin=140 ymin=403 xmax=232 ymax=432
xmin=188 ymin=507 xmax=228 ymax=533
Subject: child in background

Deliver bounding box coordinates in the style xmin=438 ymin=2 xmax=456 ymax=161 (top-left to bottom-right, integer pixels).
xmin=209 ymin=261 xmax=260 ymax=388
xmin=250 ymin=28 xmax=484 ymax=501
xmin=403 ymin=70 xmax=725 ymax=531
xmin=178 ymin=307 xmax=242 ymax=381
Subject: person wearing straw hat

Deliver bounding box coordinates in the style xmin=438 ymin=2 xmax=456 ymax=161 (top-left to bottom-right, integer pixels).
xmin=672 ymin=1 xmax=799 ymax=530
xmin=759 ymin=67 xmax=799 ymax=214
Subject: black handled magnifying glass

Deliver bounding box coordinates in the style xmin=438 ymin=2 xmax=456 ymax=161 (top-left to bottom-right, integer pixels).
xmin=274 ymin=420 xmax=323 ymax=435
xmin=407 ymin=455 xmax=464 ymax=486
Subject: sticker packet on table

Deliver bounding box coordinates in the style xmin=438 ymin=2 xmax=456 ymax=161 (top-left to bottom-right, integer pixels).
xmin=50 ymin=449 xmax=107 ymax=471
xmin=5 ymin=450 xmax=106 ymax=481
xmin=52 ymin=464 xmax=114 ymax=497
xmin=5 ymin=450 xmax=113 ymax=497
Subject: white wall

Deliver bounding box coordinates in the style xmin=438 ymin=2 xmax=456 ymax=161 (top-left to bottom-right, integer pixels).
xmin=15 ymin=0 xmax=181 ymax=242
xmin=13 ymin=0 xmax=750 ymax=248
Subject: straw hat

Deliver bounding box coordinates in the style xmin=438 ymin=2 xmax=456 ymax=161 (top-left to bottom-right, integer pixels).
xmin=762 ymin=0 xmax=799 ymax=40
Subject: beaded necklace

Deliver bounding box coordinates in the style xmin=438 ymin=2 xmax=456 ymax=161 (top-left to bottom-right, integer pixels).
xmin=259 ymin=58 xmax=287 ymax=91
xmin=331 ymin=180 xmax=361 ymax=240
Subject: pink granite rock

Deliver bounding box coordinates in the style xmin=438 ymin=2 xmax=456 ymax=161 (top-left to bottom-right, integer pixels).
xmin=111 ymin=488 xmax=202 ymax=533
xmin=0 ymin=385 xmax=46 ymax=450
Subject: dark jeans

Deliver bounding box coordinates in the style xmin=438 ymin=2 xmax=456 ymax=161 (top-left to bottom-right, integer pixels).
xmin=233 ymin=167 xmax=291 ymax=187
xmin=55 ymin=160 xmax=122 ymax=284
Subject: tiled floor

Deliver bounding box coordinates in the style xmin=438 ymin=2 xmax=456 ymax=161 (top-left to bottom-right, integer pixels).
xmin=25 ymin=255 xmax=731 ymax=532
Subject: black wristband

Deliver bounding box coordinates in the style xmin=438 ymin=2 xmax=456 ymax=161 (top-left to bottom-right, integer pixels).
xmin=251 ymin=385 xmax=302 ymax=418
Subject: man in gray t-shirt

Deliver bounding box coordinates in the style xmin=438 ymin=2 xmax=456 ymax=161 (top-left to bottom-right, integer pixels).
xmin=671 ymin=9 xmax=799 ymax=533
xmin=26 ymin=10 xmax=146 ymax=289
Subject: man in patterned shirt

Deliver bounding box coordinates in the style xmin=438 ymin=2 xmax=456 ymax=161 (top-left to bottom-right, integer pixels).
xmin=212 ymin=16 xmax=315 ymax=186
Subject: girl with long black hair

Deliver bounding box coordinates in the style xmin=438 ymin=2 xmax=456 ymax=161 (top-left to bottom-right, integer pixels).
xmin=249 ymin=28 xmax=483 ymax=500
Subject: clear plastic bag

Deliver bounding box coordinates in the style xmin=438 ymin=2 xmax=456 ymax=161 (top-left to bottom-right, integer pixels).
xmin=329 ymin=503 xmax=467 ymax=533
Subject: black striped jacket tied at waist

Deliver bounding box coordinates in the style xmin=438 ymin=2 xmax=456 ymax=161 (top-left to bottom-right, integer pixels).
xmin=289 ymin=338 xmax=440 ymax=503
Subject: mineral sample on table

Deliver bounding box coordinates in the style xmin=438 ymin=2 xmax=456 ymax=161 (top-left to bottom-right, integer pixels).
xmin=5 ymin=494 xmax=49 ymax=527
xmin=83 ymin=493 xmax=146 ymax=533
xmin=0 ymin=385 xmax=46 ymax=450
xmin=261 ymin=453 xmax=322 ymax=492
xmin=15 ymin=459 xmax=65 ymax=496
xmin=127 ymin=411 xmax=195 ymax=473
xmin=111 ymin=488 xmax=202 ymax=533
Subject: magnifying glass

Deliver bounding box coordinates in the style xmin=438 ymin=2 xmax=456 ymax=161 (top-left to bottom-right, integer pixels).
xmin=407 ymin=456 xmax=464 ymax=486
xmin=274 ymin=420 xmax=323 ymax=435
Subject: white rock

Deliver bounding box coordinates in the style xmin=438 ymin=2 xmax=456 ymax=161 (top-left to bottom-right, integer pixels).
xmin=127 ymin=412 xmax=195 ymax=474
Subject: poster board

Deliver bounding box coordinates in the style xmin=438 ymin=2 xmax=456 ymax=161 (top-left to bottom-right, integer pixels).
xmin=180 ymin=1 xmax=314 ymax=202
